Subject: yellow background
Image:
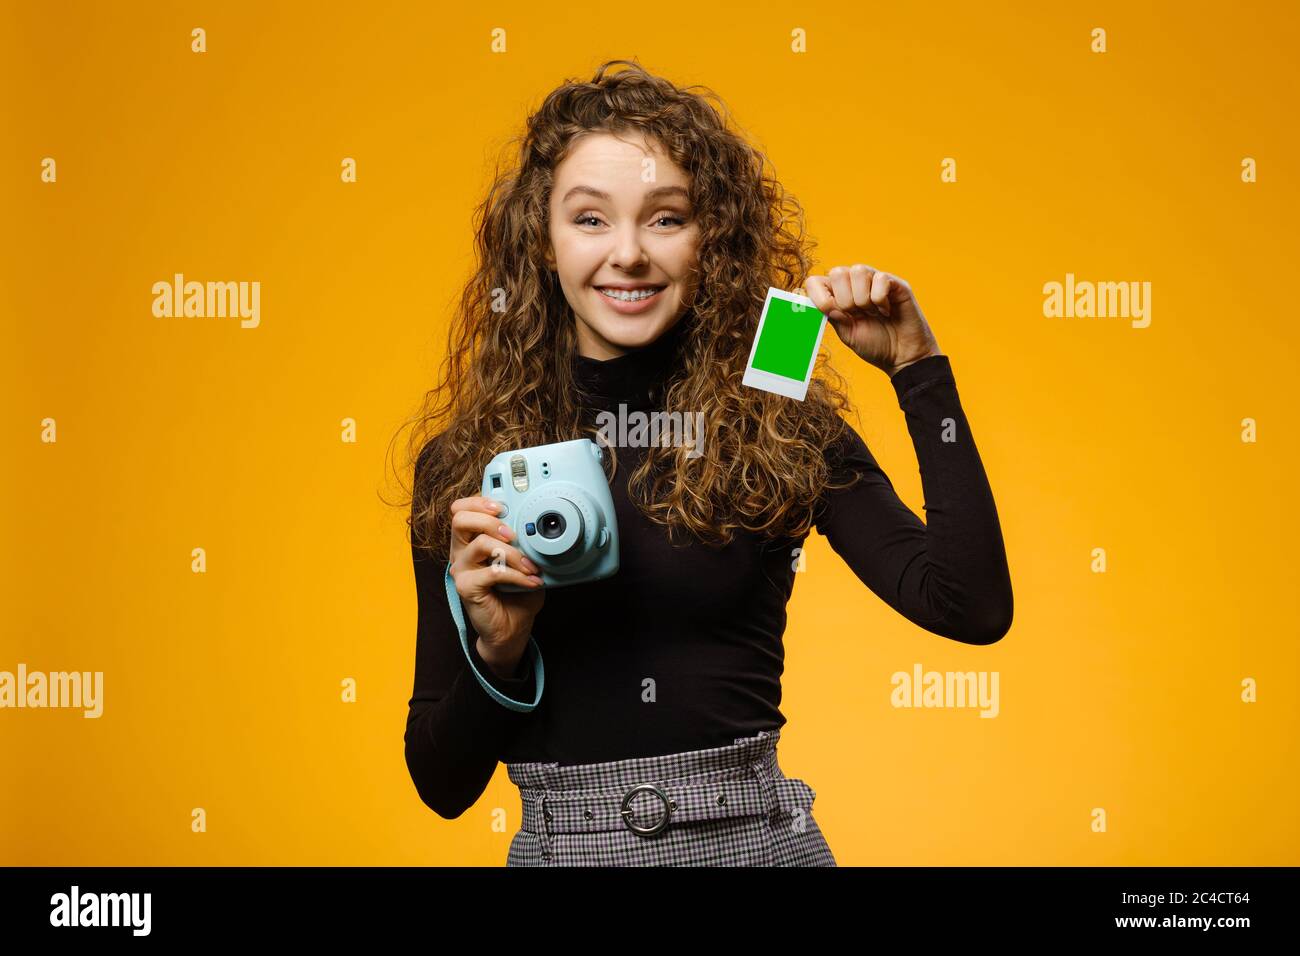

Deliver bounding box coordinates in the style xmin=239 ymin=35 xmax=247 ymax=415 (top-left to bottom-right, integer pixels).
xmin=3 ymin=1 xmax=1297 ymax=865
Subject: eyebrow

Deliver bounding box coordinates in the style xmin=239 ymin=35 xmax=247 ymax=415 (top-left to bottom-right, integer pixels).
xmin=560 ymin=184 xmax=691 ymax=204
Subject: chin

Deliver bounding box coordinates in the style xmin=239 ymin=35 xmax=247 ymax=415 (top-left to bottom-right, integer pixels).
xmin=595 ymin=320 xmax=672 ymax=349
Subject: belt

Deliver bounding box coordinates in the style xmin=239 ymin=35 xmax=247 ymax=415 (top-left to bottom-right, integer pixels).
xmin=518 ymin=768 xmax=780 ymax=839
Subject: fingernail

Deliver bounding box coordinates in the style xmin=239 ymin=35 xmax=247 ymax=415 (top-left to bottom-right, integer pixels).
xmin=523 ymin=558 xmax=539 ymax=573
xmin=529 ymin=576 xmax=543 ymax=586
xmin=498 ymin=524 xmax=513 ymax=539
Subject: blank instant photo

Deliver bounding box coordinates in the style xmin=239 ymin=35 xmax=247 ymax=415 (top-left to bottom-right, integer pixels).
xmin=742 ymin=287 xmax=828 ymax=401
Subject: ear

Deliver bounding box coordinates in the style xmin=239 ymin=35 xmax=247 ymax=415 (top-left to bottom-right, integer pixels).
xmin=538 ymin=231 xmax=553 ymax=273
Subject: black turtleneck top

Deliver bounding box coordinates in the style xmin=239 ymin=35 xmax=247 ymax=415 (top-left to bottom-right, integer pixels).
xmin=404 ymin=325 xmax=1013 ymax=819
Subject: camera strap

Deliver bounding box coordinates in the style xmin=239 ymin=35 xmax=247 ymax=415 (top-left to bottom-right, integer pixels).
xmin=444 ymin=561 xmax=545 ymax=712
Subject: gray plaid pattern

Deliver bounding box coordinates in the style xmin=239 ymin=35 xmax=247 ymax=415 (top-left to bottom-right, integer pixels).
xmin=504 ymin=729 xmax=836 ymax=866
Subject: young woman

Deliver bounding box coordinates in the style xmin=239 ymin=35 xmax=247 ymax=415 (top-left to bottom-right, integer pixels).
xmin=397 ymin=60 xmax=1013 ymax=866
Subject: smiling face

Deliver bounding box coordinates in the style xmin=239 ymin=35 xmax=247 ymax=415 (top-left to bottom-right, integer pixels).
xmin=546 ymin=130 xmax=701 ymax=360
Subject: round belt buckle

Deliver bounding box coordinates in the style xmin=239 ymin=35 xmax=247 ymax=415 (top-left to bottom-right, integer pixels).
xmin=621 ymin=783 xmax=674 ymax=836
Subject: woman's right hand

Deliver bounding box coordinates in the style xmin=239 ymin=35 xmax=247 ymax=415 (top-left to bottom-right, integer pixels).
xmin=448 ymin=496 xmax=545 ymax=679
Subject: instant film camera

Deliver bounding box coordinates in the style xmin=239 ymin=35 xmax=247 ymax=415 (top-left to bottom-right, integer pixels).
xmin=482 ymin=438 xmax=620 ymax=592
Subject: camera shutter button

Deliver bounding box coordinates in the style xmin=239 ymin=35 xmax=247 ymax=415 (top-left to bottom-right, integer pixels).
xmin=597 ymin=527 xmax=610 ymax=549
xmin=494 ymin=502 xmax=509 ymax=518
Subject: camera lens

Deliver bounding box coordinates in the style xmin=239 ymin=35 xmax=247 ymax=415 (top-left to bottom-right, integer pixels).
xmin=538 ymin=511 xmax=566 ymax=539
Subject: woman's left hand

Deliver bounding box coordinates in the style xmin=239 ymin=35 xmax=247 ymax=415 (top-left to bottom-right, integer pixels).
xmin=802 ymin=264 xmax=943 ymax=378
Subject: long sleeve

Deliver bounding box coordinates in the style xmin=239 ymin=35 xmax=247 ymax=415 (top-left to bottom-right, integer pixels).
xmin=814 ymin=354 xmax=1013 ymax=644
xmin=403 ymin=452 xmax=537 ymax=819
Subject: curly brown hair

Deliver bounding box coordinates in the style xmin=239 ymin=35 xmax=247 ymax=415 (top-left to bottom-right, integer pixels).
xmin=390 ymin=59 xmax=864 ymax=561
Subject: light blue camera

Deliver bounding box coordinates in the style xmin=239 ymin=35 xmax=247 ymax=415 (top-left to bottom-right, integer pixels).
xmin=482 ymin=437 xmax=620 ymax=591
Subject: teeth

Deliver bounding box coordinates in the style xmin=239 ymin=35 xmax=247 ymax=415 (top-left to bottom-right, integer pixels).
xmin=599 ymin=287 xmax=662 ymax=302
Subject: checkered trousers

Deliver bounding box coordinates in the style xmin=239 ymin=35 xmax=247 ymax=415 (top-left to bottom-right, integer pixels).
xmin=504 ymin=729 xmax=836 ymax=866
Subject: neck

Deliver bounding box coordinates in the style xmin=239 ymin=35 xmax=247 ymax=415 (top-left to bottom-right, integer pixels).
xmin=571 ymin=319 xmax=687 ymax=412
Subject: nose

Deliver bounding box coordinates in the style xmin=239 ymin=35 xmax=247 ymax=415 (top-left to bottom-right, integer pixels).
xmin=607 ymin=222 xmax=648 ymax=271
